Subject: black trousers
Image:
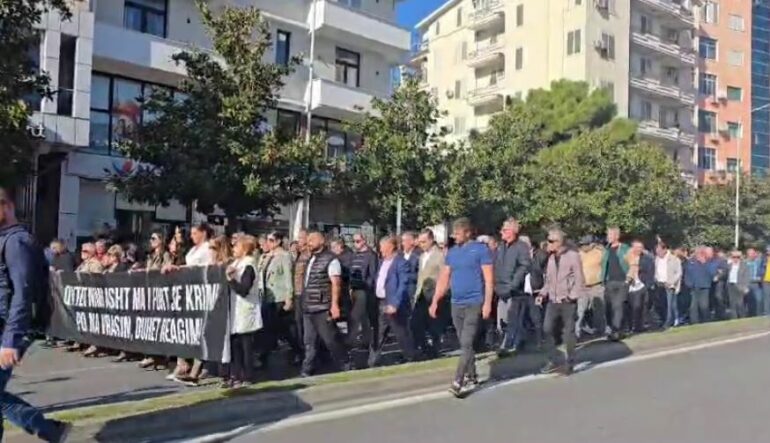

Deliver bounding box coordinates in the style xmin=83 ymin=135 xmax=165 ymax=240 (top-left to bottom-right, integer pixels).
xmin=261 ymin=302 xmax=302 ymax=356
xmin=629 ymin=288 xmax=647 ymax=333
xmin=500 ymin=296 xmax=542 ymax=350
xmin=347 ymin=289 xmax=374 ymax=349
xmin=228 ymin=332 xmax=257 ymax=382
xmin=543 ymin=301 xmax=577 ymax=365
xmin=727 ymin=283 xmax=747 ymax=319
xmin=411 ymin=293 xmax=441 ymax=352
xmin=711 ymin=281 xmax=728 ymax=321
xmin=604 ymin=281 xmax=628 ymax=333
xmin=301 ymin=311 xmax=347 ymax=375
xmin=371 ymin=301 xmax=416 ymax=365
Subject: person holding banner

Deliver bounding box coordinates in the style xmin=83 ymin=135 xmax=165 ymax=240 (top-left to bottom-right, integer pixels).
xmin=167 ymin=222 xmax=216 ymax=386
xmin=137 ymin=231 xmax=173 ymax=370
xmin=224 ymin=235 xmax=262 ymax=387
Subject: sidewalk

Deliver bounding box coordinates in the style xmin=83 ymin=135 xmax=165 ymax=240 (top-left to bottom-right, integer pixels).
xmin=7 ymin=317 xmax=769 ymax=442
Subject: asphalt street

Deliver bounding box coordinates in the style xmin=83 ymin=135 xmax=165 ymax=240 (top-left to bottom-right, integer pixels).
xmin=237 ymin=335 xmax=770 ymax=443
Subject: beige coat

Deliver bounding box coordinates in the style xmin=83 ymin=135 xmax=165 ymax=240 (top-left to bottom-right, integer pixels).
xmin=414 ymin=246 xmax=444 ymax=304
xmin=544 ymin=248 xmax=585 ymax=302
xmin=579 ymin=245 xmax=604 ymax=287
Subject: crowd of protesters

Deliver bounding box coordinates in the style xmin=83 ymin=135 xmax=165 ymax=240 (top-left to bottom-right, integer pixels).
xmin=36 ymin=215 xmax=770 ymax=397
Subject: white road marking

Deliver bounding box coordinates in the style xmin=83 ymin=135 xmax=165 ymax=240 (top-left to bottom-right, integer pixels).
xmin=180 ymin=330 xmax=770 ymax=442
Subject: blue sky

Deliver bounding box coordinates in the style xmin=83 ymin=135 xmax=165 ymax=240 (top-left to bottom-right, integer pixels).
xmin=397 ymin=0 xmax=447 ymax=28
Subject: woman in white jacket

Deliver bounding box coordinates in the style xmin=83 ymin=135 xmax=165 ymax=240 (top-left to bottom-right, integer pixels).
xmin=224 ymin=234 xmax=262 ymax=388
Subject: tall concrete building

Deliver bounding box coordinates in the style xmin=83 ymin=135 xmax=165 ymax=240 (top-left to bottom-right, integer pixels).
xmin=22 ymin=0 xmax=409 ymax=248
xmin=410 ymin=0 xmax=700 ymax=177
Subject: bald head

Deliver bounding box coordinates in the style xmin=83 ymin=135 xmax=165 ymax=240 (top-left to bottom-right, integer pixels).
xmin=307 ymin=231 xmax=326 ymax=253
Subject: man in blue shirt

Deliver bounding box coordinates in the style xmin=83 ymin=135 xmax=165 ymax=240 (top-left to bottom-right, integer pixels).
xmin=431 ymin=218 xmax=493 ymax=397
xmin=0 ymin=187 xmax=70 ymax=442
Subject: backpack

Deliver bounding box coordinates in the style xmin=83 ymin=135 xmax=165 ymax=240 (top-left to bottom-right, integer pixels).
xmin=0 ymin=226 xmax=52 ymax=334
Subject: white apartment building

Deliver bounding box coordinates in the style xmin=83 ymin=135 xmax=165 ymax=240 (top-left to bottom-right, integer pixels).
xmin=24 ymin=0 xmax=409 ymax=247
xmin=410 ymin=0 xmax=698 ymax=176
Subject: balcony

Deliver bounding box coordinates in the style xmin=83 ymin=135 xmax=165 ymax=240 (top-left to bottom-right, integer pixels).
xmin=637 ymin=120 xmax=695 ymax=146
xmin=409 ymin=39 xmax=429 ymax=66
xmin=467 ymin=38 xmax=505 ymax=69
xmin=630 ymin=73 xmax=695 ymax=106
xmin=309 ymin=0 xmax=410 ymax=63
xmin=630 ymin=30 xmax=695 ymax=65
xmin=468 ymin=0 xmax=505 ymax=31
xmin=305 ymin=78 xmax=381 ymax=120
xmin=92 ymin=22 xmax=193 ymax=80
xmin=467 ymin=75 xmax=506 ymax=107
xmin=634 ymin=0 xmax=696 ymax=28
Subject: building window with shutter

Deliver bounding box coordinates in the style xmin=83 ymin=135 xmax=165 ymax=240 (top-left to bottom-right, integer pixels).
xmin=702 ymin=1 xmax=718 ymax=24
xmin=516 ymin=4 xmax=524 ymax=27
xmin=567 ymin=29 xmax=581 ymax=55
xmin=515 ymin=47 xmax=524 ymax=70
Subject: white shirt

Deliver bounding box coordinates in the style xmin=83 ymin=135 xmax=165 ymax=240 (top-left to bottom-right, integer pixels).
xmin=304 ymin=255 xmax=342 ymax=286
xmin=729 ymin=262 xmax=740 ymax=284
xmin=185 ymin=241 xmax=215 ymax=266
xmin=655 ymin=253 xmax=669 ymax=283
xmin=420 ymin=248 xmax=433 ymax=270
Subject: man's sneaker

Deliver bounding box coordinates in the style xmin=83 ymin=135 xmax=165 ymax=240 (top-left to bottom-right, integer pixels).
xmin=540 ymin=361 xmax=562 ymax=375
xmin=562 ymin=364 xmax=574 ymax=376
xmin=49 ymin=420 xmax=72 ymax=443
xmin=448 ymin=381 xmax=463 ymax=398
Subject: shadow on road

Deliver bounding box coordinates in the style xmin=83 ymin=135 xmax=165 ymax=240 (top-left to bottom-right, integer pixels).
xmin=91 ymin=383 xmax=311 ymax=442
xmin=43 ymin=385 xmax=180 ymax=413
xmin=487 ymin=338 xmax=633 ymax=383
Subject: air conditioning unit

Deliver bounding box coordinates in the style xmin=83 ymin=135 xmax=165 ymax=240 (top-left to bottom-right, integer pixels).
xmin=594 ymin=39 xmax=608 ymax=51
xmin=717 ymin=90 xmax=728 ymax=101
xmin=443 ymin=124 xmax=455 ymax=134
xmin=719 ymin=127 xmax=731 ymax=138
xmin=446 ymin=90 xmax=455 ymax=99
xmin=595 ymin=0 xmax=609 ymax=11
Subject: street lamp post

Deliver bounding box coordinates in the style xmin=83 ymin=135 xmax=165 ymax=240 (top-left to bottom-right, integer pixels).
xmin=734 ymin=102 xmax=770 ymax=249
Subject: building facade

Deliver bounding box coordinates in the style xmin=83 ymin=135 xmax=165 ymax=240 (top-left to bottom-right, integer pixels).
xmin=410 ymin=0 xmax=707 ymax=179
xmin=28 ymin=0 xmax=409 ymax=248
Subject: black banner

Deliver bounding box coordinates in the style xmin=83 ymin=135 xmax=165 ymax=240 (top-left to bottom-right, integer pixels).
xmin=48 ymin=267 xmax=230 ymax=361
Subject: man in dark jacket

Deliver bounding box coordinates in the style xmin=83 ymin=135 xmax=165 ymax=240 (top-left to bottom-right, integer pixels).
xmin=685 ymin=246 xmax=717 ymax=324
xmin=400 ymin=231 xmax=421 ymax=301
xmin=494 ymin=218 xmax=532 ymax=354
xmin=348 ymin=233 xmax=379 ymax=350
xmin=331 ymin=238 xmax=353 ymax=317
xmin=0 ymin=187 xmax=70 ymax=441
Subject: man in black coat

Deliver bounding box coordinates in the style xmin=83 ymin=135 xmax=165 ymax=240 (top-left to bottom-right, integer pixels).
xmin=494 ymin=218 xmax=533 ymax=354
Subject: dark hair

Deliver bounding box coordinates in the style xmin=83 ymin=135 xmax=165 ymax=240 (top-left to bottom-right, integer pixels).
xmin=191 ymin=222 xmax=213 ymax=239
xmin=401 ymin=230 xmax=417 ymax=240
xmin=330 ymin=237 xmax=346 ymax=248
xmin=420 ymin=228 xmax=435 ymax=241
xmin=658 ymin=241 xmax=669 ymax=250
xmin=0 ymin=187 xmax=13 ymax=204
xmin=268 ymin=231 xmax=285 ymax=244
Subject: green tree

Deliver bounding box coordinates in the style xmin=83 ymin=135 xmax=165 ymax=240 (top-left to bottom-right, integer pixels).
xmin=524 ymin=121 xmax=687 ymax=243
xmin=686 ymin=176 xmax=770 ymax=249
xmin=337 ymin=77 xmax=456 ymax=228
xmin=111 ymin=1 xmax=326 ymax=217
xmin=0 ymin=0 xmax=69 ymax=187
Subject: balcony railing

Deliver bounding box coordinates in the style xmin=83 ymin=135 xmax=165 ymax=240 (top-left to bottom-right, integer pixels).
xmin=630 ymin=73 xmax=695 ymax=105
xmin=630 ymin=30 xmax=695 ymax=64
xmin=468 ymin=0 xmax=505 ymax=30
xmin=637 ymin=120 xmax=695 ymax=146
xmin=635 ymin=0 xmax=695 ymax=27
xmin=467 ymin=37 xmax=505 ymax=68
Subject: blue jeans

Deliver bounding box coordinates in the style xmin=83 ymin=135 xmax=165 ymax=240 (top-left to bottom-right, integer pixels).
xmin=663 ymin=287 xmax=678 ymax=328
xmin=750 ymin=283 xmax=764 ymax=315
xmin=0 ymin=352 xmax=59 ymax=441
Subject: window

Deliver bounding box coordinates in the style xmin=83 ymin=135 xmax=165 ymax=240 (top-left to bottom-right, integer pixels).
xmin=664 ymin=28 xmax=679 ymax=44
xmin=729 ymin=14 xmax=745 ymax=31
xmin=640 ymin=15 xmax=652 ymax=34
xmin=599 ymin=32 xmax=615 ymax=59
xmin=458 ymin=41 xmax=468 ymax=62
xmin=124 ymin=0 xmax=167 ymax=37
xmin=702 ymin=1 xmax=718 ymax=24
xmin=276 ymin=109 xmax=300 ymax=140
xmin=727 ymin=158 xmax=739 ymax=173
xmin=698 ymin=110 xmax=718 ymax=133
xmin=567 ymin=30 xmax=581 ymax=55
xmin=699 ymin=148 xmax=717 ymax=170
xmin=515 ymin=47 xmax=523 ymax=70
xmin=456 ymin=7 xmax=462 ymax=27
xmin=639 ymin=57 xmax=652 ymax=75
xmin=454 ymin=80 xmax=462 ymax=99
xmin=276 ymin=31 xmax=291 ymax=66
xmin=340 ymin=0 xmax=362 ymax=7
xmin=640 ymin=100 xmax=653 ymax=120
xmin=89 ymin=73 xmax=172 ymax=154
xmin=516 ymin=4 xmax=524 ymax=27
xmin=23 ymin=37 xmax=42 ymax=112
xmin=57 ymin=34 xmax=76 ymax=116
xmin=728 ymin=50 xmax=744 ymax=66
xmin=311 ymin=116 xmax=361 ymax=160
xmin=699 ymin=37 xmax=717 ymax=60
xmin=727 ymin=86 xmax=742 ymax=101
xmin=575 ymin=0 xmax=582 ymax=4
xmin=699 ymin=73 xmax=717 ymax=96
xmin=335 ymin=47 xmax=360 ymax=88
xmin=728 ymin=121 xmax=742 ymax=139
xmin=435 ymin=20 xmax=440 ymax=36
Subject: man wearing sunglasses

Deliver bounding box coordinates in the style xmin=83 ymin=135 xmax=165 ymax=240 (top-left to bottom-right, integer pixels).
xmin=538 ymin=227 xmax=584 ymax=376
xmin=0 ymin=187 xmax=71 ymax=441
xmin=348 ymin=234 xmax=379 ymax=352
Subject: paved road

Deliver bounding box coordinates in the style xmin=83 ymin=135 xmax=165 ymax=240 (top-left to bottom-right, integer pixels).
xmin=237 ymin=335 xmax=770 ymax=443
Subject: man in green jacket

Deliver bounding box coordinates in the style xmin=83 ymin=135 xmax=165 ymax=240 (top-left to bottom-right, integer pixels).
xmin=601 ymin=226 xmax=630 ymax=341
